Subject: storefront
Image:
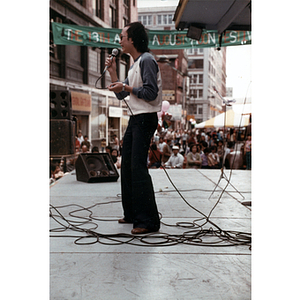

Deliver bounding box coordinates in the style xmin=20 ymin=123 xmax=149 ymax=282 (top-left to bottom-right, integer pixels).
xmin=71 ymin=91 xmax=92 ymax=139
xmin=91 ymin=91 xmax=129 ymax=150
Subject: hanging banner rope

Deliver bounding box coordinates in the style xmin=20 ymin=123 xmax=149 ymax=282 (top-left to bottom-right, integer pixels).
xmin=51 ymin=22 xmax=251 ymax=49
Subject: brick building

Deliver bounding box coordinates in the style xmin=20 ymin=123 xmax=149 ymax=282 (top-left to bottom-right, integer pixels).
xmin=50 ymin=0 xmax=138 ymax=156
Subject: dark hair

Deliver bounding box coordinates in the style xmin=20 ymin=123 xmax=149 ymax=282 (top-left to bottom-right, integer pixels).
xmin=111 ymin=148 xmax=119 ymax=155
xmin=126 ymin=22 xmax=150 ymax=53
xmin=201 ymin=141 xmax=208 ymax=148
xmin=190 ymin=144 xmax=197 ymax=151
xmin=92 ymin=146 xmax=99 ymax=153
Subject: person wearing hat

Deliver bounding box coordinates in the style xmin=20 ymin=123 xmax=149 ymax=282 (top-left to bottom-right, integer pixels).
xmin=163 ymin=145 xmax=184 ymax=169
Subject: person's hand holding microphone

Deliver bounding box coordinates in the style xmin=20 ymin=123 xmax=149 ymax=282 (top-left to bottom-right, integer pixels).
xmin=105 ymin=49 xmax=123 ymax=92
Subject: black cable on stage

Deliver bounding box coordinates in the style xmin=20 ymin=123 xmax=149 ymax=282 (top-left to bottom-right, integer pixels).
xmin=49 ymin=83 xmax=252 ymax=249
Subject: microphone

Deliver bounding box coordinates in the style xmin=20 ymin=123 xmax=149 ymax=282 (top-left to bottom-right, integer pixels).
xmin=103 ymin=48 xmax=119 ymax=73
xmin=95 ymin=48 xmax=119 ymax=89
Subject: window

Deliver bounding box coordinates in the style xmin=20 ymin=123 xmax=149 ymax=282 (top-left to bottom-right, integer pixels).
xmin=139 ymin=15 xmax=152 ymax=26
xmin=187 ymin=48 xmax=194 ymax=55
xmin=157 ymin=15 xmax=162 ymax=25
xmin=143 ymin=15 xmax=147 ymax=25
xmin=190 ymin=89 xmax=197 ymax=99
xmin=157 ymin=14 xmax=174 ymax=25
xmin=198 ymin=74 xmax=203 ymax=84
xmin=95 ymin=0 xmax=103 ymax=20
xmin=89 ymin=48 xmax=101 ymax=73
xmin=190 ymin=74 xmax=195 ymax=84
xmin=188 ymin=59 xmax=203 ymax=69
xmin=123 ymin=0 xmax=129 ymax=24
xmin=110 ymin=1 xmax=117 ymax=28
xmin=197 ymin=105 xmax=203 ymax=115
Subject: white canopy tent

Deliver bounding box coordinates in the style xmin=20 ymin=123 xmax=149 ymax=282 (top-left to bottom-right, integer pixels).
xmin=195 ymin=106 xmax=251 ymax=128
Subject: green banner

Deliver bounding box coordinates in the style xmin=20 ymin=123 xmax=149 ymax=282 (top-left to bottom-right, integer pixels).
xmin=51 ymin=22 xmax=251 ymax=49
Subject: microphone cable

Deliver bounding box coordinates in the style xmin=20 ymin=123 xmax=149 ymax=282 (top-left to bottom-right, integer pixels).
xmin=50 ymin=65 xmax=252 ymax=248
xmin=95 ymin=48 xmax=119 ymax=89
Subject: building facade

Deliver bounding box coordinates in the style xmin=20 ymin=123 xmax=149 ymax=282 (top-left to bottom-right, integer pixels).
xmin=50 ymin=0 xmax=138 ymax=153
xmin=138 ymin=5 xmax=189 ymax=130
xmin=138 ymin=4 xmax=227 ymax=126
xmin=187 ymin=46 xmax=227 ymax=124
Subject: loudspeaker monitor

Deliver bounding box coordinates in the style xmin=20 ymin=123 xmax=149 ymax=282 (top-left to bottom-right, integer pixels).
xmin=75 ymin=153 xmax=119 ymax=183
xmin=50 ymin=90 xmax=72 ymax=119
xmin=50 ymin=119 xmax=75 ymax=155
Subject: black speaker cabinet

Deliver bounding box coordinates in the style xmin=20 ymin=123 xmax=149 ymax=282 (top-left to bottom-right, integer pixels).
xmin=50 ymin=119 xmax=75 ymax=156
xmin=75 ymin=153 xmax=119 ymax=183
xmin=50 ymin=90 xmax=72 ymax=119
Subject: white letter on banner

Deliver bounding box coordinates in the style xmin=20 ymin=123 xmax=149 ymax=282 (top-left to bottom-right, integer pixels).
xmin=170 ymin=34 xmax=176 ymax=46
xmin=65 ymin=29 xmax=72 ymax=40
xmin=229 ymin=31 xmax=237 ymax=43
xmin=208 ymin=33 xmax=216 ymax=44
xmin=247 ymin=31 xmax=251 ymax=41
xmin=152 ymin=35 xmax=160 ymax=46
xmin=114 ymin=34 xmax=120 ymax=43
xmin=91 ymin=32 xmax=99 ymax=42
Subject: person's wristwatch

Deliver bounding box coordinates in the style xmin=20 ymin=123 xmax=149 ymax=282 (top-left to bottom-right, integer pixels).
xmin=122 ymin=83 xmax=126 ymax=92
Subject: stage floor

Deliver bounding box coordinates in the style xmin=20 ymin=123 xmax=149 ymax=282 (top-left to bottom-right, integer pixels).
xmin=50 ymin=168 xmax=251 ymax=300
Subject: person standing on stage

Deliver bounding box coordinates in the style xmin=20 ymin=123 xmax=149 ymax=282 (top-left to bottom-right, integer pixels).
xmin=105 ymin=22 xmax=162 ymax=234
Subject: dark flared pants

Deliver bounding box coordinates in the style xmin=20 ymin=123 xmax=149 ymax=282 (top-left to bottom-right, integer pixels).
xmin=121 ymin=112 xmax=160 ymax=231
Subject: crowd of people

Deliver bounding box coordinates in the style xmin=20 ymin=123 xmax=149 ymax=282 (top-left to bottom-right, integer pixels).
xmin=50 ymin=127 xmax=251 ymax=182
xmin=147 ymin=128 xmax=251 ymax=170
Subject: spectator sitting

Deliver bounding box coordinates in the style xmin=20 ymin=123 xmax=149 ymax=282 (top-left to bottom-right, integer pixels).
xmin=208 ymin=146 xmax=220 ymax=169
xmin=81 ymin=135 xmax=91 ymax=151
xmin=200 ymin=141 xmax=208 ymax=153
xmin=163 ymin=145 xmax=184 ymax=169
xmin=92 ymin=146 xmax=99 ymax=153
xmin=186 ymin=144 xmax=202 ymax=169
xmin=200 ymin=148 xmax=210 ymax=169
xmin=187 ymin=131 xmax=197 ymax=147
xmin=148 ymin=143 xmax=162 ymax=169
xmin=105 ymin=145 xmax=112 ymax=155
xmin=50 ymin=163 xmax=64 ymax=180
xmin=81 ymin=145 xmax=89 ymax=153
xmin=111 ymin=148 xmax=121 ymax=169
